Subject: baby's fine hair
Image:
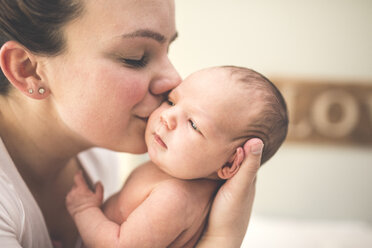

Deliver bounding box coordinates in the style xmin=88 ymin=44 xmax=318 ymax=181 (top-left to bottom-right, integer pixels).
xmin=222 ymin=66 xmax=289 ymax=165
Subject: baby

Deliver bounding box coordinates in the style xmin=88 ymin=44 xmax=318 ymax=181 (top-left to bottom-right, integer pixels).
xmin=66 ymin=66 xmax=288 ymax=248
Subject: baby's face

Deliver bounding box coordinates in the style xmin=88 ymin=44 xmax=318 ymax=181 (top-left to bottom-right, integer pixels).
xmin=145 ymin=68 xmax=262 ymax=179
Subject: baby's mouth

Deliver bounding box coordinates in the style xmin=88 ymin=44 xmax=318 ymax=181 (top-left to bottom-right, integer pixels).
xmin=154 ymin=133 xmax=167 ymax=149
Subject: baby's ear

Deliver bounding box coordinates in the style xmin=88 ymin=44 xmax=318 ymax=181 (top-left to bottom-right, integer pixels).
xmin=217 ymin=147 xmax=245 ymax=180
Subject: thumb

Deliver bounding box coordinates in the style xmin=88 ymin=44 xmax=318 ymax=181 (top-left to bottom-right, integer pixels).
xmin=226 ymin=138 xmax=263 ymax=193
xmin=94 ymin=182 xmax=104 ymax=201
xmin=242 ymin=138 xmax=264 ymax=176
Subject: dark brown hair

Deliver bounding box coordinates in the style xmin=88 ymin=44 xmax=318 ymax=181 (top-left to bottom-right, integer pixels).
xmin=0 ymin=0 xmax=83 ymax=95
xmin=223 ymin=66 xmax=289 ymax=165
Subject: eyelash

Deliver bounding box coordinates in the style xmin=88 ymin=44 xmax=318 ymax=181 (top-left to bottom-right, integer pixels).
xmin=189 ymin=120 xmax=200 ymax=132
xmin=166 ymin=99 xmax=175 ymax=106
xmin=121 ymin=55 xmax=148 ymax=68
xmin=166 ymin=98 xmax=201 ymax=133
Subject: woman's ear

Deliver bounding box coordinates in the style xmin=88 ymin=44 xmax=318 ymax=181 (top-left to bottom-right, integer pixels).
xmin=217 ymin=147 xmax=245 ymax=180
xmin=0 ymin=40 xmax=48 ymax=99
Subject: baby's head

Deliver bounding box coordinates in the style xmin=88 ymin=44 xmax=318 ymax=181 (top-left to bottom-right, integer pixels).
xmin=145 ymin=66 xmax=288 ymax=180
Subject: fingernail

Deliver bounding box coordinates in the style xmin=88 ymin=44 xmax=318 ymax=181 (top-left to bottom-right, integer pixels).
xmin=251 ymin=140 xmax=264 ymax=155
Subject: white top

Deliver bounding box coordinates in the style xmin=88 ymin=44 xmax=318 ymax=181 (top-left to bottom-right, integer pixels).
xmin=0 ymin=138 xmax=122 ymax=248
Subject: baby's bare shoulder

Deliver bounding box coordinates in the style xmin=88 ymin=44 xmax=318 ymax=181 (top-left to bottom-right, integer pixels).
xmin=150 ymin=179 xmax=218 ymax=242
xmin=153 ymin=179 xmax=218 ymax=212
xmin=152 ymin=179 xmax=194 ymax=202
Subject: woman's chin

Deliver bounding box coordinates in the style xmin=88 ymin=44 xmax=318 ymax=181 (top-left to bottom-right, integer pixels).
xmin=109 ymin=140 xmax=148 ymax=154
xmin=125 ymin=144 xmax=148 ymax=154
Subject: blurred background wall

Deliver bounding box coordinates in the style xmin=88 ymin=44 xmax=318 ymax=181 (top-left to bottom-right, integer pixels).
xmin=119 ymin=0 xmax=372 ymax=236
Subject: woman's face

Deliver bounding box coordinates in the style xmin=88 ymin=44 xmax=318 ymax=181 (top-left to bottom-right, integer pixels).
xmin=44 ymin=0 xmax=181 ymax=153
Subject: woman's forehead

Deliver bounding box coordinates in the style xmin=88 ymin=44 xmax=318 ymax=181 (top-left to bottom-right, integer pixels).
xmin=66 ymin=0 xmax=176 ymax=42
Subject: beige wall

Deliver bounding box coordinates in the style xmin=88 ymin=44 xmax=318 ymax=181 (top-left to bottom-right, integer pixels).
xmin=121 ymin=0 xmax=372 ymax=223
xmin=171 ymin=0 xmax=372 ymax=80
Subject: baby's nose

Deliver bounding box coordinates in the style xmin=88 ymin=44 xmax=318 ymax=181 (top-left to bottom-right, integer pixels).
xmin=160 ymin=111 xmax=177 ymax=130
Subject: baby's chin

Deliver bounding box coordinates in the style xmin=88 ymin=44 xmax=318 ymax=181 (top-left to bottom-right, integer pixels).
xmin=146 ymin=143 xmax=159 ymax=164
xmin=144 ymin=135 xmax=152 ymax=153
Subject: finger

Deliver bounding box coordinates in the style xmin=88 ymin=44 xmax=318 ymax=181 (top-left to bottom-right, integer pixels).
xmin=73 ymin=170 xmax=88 ymax=189
xmin=227 ymin=138 xmax=263 ymax=190
xmin=241 ymin=138 xmax=263 ymax=176
xmin=94 ymin=182 xmax=104 ymax=200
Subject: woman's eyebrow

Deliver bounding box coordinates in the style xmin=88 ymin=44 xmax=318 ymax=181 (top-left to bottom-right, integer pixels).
xmin=121 ymin=29 xmax=178 ymax=44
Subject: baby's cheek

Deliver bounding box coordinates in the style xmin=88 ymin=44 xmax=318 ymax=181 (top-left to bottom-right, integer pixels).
xmin=170 ymin=143 xmax=196 ymax=169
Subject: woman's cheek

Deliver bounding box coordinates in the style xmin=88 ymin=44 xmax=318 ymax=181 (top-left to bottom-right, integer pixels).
xmin=114 ymin=79 xmax=147 ymax=105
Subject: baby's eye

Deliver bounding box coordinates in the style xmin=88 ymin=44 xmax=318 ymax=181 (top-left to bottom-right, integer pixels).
xmin=189 ymin=120 xmax=200 ymax=132
xmin=166 ymin=99 xmax=175 ymax=106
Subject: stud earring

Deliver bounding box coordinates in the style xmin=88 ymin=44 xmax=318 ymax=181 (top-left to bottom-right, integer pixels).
xmin=28 ymin=89 xmax=34 ymax=94
xmin=38 ymin=87 xmax=45 ymax=95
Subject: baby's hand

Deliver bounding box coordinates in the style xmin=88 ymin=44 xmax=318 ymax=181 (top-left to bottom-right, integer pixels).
xmin=65 ymin=171 xmax=103 ymax=218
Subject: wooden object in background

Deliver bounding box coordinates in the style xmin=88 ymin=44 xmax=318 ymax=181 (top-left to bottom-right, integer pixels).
xmin=273 ymin=79 xmax=372 ymax=145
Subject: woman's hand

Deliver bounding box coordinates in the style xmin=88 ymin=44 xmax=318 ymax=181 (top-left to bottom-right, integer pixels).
xmin=65 ymin=171 xmax=104 ymax=218
xmin=197 ymin=138 xmax=263 ymax=247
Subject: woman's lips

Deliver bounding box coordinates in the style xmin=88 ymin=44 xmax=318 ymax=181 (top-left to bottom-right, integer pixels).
xmin=154 ymin=133 xmax=167 ymax=149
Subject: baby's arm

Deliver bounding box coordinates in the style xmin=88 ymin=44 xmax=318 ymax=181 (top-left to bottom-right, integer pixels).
xmin=66 ymin=172 xmax=191 ymax=248
xmin=66 ymin=171 xmax=117 ymax=247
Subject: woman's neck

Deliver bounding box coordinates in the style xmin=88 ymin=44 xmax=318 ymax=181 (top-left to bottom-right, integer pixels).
xmin=0 ymin=91 xmax=90 ymax=187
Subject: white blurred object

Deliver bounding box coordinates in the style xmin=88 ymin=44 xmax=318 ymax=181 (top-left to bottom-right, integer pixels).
xmin=118 ymin=153 xmax=149 ymax=182
xmin=242 ymin=215 xmax=372 ymax=248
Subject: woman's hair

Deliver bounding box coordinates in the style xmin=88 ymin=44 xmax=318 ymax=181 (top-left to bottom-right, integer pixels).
xmin=0 ymin=0 xmax=83 ymax=95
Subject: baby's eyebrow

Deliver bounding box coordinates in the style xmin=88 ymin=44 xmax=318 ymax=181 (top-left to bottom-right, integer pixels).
xmin=170 ymin=86 xmax=180 ymax=100
xmin=192 ymin=107 xmax=217 ymax=135
xmin=172 ymin=86 xmax=217 ymax=137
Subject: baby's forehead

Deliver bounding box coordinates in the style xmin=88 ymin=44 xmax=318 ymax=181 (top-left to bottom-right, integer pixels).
xmin=179 ymin=66 xmax=267 ymax=135
xmin=208 ymin=93 xmax=264 ymax=137
xmin=187 ymin=66 xmax=276 ymax=149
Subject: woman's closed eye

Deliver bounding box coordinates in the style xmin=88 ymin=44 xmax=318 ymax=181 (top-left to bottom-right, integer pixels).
xmin=120 ymin=55 xmax=148 ymax=68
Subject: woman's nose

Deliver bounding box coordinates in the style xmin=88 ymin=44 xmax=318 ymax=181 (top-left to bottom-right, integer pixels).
xmin=149 ymin=58 xmax=182 ymax=96
xmin=160 ymin=110 xmax=177 ymax=130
